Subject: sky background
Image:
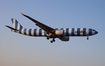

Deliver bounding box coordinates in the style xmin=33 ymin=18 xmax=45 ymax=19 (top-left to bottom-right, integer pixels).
xmin=0 ymin=0 xmax=105 ymax=66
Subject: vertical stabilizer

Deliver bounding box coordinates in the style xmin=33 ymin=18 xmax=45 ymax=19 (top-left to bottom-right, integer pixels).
xmin=11 ymin=18 xmax=23 ymax=31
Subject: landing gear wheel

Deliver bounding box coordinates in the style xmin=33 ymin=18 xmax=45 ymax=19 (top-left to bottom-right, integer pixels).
xmin=50 ymin=38 xmax=55 ymax=43
xmin=50 ymin=41 xmax=53 ymax=43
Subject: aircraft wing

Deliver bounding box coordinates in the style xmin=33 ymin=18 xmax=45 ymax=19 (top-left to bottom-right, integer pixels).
xmin=21 ymin=13 xmax=55 ymax=34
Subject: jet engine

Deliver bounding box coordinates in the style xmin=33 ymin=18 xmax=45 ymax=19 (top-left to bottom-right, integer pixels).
xmin=59 ymin=36 xmax=69 ymax=41
xmin=55 ymin=30 xmax=64 ymax=36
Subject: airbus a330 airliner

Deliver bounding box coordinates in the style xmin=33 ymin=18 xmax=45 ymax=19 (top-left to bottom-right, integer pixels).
xmin=6 ymin=13 xmax=98 ymax=43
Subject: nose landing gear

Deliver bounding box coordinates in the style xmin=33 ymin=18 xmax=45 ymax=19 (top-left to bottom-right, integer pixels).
xmin=87 ymin=36 xmax=89 ymax=40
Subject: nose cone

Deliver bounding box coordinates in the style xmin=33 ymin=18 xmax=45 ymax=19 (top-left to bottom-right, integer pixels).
xmin=95 ymin=31 xmax=98 ymax=34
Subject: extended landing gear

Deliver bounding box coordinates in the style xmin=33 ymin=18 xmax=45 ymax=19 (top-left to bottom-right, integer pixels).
xmin=50 ymin=38 xmax=55 ymax=43
xmin=47 ymin=37 xmax=49 ymax=40
xmin=87 ymin=36 xmax=89 ymax=40
xmin=46 ymin=37 xmax=55 ymax=43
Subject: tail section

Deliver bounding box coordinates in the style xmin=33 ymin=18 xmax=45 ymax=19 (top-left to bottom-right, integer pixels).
xmin=6 ymin=18 xmax=24 ymax=32
xmin=11 ymin=18 xmax=23 ymax=31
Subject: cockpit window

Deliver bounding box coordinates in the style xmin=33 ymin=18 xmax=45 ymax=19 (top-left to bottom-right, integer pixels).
xmin=93 ymin=30 xmax=95 ymax=31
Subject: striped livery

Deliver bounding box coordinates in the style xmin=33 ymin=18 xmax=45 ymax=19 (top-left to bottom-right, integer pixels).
xmin=11 ymin=18 xmax=96 ymax=37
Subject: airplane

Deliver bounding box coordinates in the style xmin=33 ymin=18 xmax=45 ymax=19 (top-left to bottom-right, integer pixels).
xmin=6 ymin=13 xmax=98 ymax=43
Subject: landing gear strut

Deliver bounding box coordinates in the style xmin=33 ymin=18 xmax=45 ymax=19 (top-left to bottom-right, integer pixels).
xmin=87 ymin=36 xmax=89 ymax=40
xmin=50 ymin=38 xmax=55 ymax=43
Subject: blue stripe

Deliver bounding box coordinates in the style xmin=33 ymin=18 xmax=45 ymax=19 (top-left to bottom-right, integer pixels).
xmin=55 ymin=28 xmax=58 ymax=30
xmin=11 ymin=18 xmax=13 ymax=24
xmin=77 ymin=28 xmax=80 ymax=36
xmin=44 ymin=32 xmax=47 ymax=36
xmin=83 ymin=28 xmax=86 ymax=36
xmin=72 ymin=28 xmax=75 ymax=36
xmin=24 ymin=29 xmax=27 ymax=35
xmin=39 ymin=29 xmax=42 ymax=36
xmin=15 ymin=20 xmax=18 ymax=29
xmin=66 ymin=28 xmax=69 ymax=36
xmin=89 ymin=29 xmax=92 ymax=35
xmin=60 ymin=28 xmax=63 ymax=30
xmin=29 ymin=29 xmax=32 ymax=36
xmin=34 ymin=29 xmax=36 ymax=36
xmin=20 ymin=25 xmax=22 ymax=31
xmin=19 ymin=26 xmax=22 ymax=34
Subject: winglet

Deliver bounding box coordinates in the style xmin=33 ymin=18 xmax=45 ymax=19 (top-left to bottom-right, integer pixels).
xmin=21 ymin=12 xmax=37 ymax=23
xmin=21 ymin=13 xmax=28 ymax=17
xmin=21 ymin=13 xmax=30 ymax=18
xmin=21 ymin=12 xmax=25 ymax=16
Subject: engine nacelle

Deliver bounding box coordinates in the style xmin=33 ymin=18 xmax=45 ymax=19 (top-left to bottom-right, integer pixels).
xmin=55 ymin=30 xmax=64 ymax=36
xmin=59 ymin=36 xmax=69 ymax=41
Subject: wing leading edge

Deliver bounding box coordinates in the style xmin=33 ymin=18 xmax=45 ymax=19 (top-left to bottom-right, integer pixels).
xmin=21 ymin=13 xmax=55 ymax=34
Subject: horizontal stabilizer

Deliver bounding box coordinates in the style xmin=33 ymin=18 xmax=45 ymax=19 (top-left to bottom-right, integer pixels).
xmin=5 ymin=25 xmax=19 ymax=31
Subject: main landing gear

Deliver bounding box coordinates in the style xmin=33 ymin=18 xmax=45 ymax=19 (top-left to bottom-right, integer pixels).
xmin=50 ymin=38 xmax=55 ymax=43
xmin=46 ymin=37 xmax=55 ymax=43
